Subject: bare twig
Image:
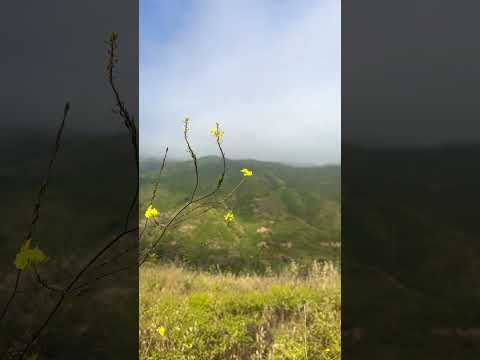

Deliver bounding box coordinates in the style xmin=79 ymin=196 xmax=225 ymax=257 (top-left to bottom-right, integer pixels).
xmin=1 ymin=102 xmax=69 ymax=324
xmin=86 ymin=146 xmax=169 ymax=274
xmin=0 ymin=270 xmax=21 ymax=323
xmin=18 ymin=227 xmax=137 ymax=358
xmin=17 ymin=33 xmax=140 ymax=359
xmin=183 ymin=118 xmax=199 ymax=202
xmin=32 ymin=266 xmax=63 ymax=293
xmin=27 ymin=102 xmax=70 ymax=244
xmin=107 ymin=32 xmax=139 ymax=232
xmin=139 ymin=123 xmax=227 ymax=265
xmin=149 ymin=146 xmax=169 ymax=206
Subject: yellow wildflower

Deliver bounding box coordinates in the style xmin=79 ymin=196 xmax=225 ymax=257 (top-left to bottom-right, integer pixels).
xmin=145 ymin=205 xmax=159 ymax=219
xmin=241 ymin=168 xmax=253 ymax=177
xmin=224 ymin=211 xmax=235 ymax=222
xmin=14 ymin=239 xmax=48 ymax=270
xmin=157 ymin=326 xmax=166 ymax=337
xmin=209 ymin=124 xmax=224 ymax=141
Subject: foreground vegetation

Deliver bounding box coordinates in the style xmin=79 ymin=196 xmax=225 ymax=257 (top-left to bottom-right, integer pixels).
xmin=140 ymin=262 xmax=340 ymax=360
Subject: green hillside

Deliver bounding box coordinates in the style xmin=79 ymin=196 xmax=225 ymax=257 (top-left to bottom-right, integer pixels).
xmin=140 ymin=157 xmax=341 ymax=273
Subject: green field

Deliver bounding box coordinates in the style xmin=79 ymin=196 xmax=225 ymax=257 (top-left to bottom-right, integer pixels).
xmin=140 ymin=262 xmax=340 ymax=360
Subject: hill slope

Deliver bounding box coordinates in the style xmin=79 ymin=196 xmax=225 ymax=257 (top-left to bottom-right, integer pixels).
xmin=140 ymin=157 xmax=340 ymax=273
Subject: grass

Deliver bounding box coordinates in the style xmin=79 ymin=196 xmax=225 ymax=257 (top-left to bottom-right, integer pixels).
xmin=139 ymin=261 xmax=340 ymax=360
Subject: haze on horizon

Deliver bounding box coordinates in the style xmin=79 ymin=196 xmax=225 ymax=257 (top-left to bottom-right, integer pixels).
xmin=140 ymin=0 xmax=340 ymax=166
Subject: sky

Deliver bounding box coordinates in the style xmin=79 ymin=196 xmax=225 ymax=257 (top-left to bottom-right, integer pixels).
xmin=140 ymin=0 xmax=340 ymax=165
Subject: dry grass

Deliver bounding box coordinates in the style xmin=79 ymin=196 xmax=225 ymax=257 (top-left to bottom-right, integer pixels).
xmin=140 ymin=261 xmax=340 ymax=360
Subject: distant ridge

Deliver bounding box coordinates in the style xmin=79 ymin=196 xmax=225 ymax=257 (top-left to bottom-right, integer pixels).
xmin=140 ymin=155 xmax=340 ymax=169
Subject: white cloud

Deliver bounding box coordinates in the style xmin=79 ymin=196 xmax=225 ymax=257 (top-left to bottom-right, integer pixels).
xmin=140 ymin=0 xmax=340 ymax=165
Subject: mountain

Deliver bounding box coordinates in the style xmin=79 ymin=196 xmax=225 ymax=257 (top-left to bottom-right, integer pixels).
xmin=140 ymin=156 xmax=340 ymax=273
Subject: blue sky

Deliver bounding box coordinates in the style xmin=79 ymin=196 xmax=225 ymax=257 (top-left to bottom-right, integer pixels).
xmin=140 ymin=0 xmax=340 ymax=165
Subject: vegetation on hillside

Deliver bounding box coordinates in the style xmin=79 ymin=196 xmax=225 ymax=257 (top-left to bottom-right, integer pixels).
xmin=140 ymin=158 xmax=340 ymax=274
xmin=140 ymin=262 xmax=340 ymax=360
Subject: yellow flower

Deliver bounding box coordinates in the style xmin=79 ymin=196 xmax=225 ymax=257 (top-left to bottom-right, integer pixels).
xmin=14 ymin=239 xmax=48 ymax=270
xmin=209 ymin=124 xmax=224 ymax=141
xmin=324 ymin=348 xmax=331 ymax=352
xmin=157 ymin=326 xmax=166 ymax=337
xmin=241 ymin=168 xmax=253 ymax=177
xmin=224 ymin=211 xmax=235 ymax=222
xmin=145 ymin=205 xmax=159 ymax=219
